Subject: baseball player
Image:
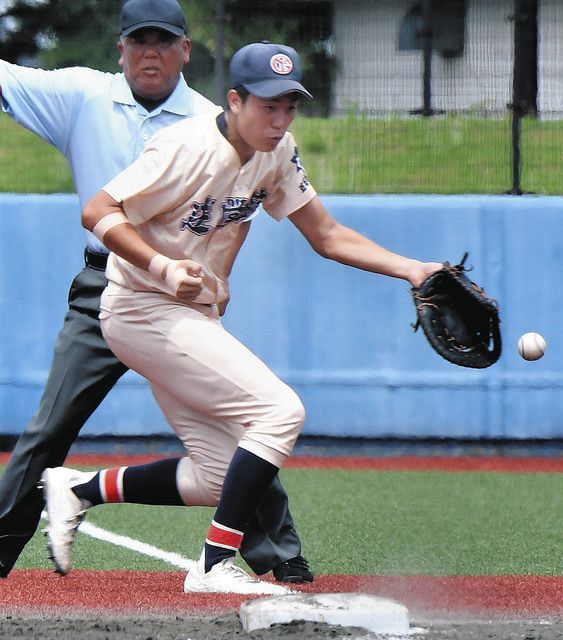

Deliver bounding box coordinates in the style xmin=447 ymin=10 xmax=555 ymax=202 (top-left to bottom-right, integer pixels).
xmin=41 ymin=41 xmax=442 ymax=594
xmin=0 ymin=0 xmax=311 ymax=585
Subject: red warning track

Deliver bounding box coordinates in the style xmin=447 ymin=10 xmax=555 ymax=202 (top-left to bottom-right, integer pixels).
xmin=0 ymin=571 xmax=561 ymax=617
xmin=285 ymin=455 xmax=563 ymax=473
xmin=1 ymin=453 xmax=560 ymax=472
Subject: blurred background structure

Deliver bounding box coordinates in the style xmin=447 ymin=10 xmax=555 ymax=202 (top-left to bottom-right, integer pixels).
xmin=0 ymin=0 xmax=561 ymax=195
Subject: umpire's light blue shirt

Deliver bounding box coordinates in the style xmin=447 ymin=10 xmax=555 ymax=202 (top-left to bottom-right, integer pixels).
xmin=0 ymin=62 xmax=220 ymax=252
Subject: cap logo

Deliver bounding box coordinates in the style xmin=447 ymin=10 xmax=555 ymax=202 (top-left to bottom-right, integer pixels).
xmin=270 ymin=54 xmax=293 ymax=75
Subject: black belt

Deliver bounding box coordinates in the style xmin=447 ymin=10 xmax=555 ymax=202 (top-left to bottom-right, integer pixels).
xmin=84 ymin=248 xmax=108 ymax=271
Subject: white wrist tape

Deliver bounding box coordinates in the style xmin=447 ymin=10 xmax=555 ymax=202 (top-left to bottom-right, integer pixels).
xmin=148 ymin=255 xmax=189 ymax=297
xmin=148 ymin=253 xmax=172 ymax=280
xmin=92 ymin=212 xmax=129 ymax=242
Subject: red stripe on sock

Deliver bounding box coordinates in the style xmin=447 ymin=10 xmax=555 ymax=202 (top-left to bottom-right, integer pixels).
xmin=103 ymin=467 xmax=123 ymax=503
xmin=206 ymin=523 xmax=243 ymax=550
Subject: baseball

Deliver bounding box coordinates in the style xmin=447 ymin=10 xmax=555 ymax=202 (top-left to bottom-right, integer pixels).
xmin=517 ymin=332 xmax=546 ymax=361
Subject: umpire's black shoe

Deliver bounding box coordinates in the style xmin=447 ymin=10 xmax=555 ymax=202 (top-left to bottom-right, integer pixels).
xmin=273 ymin=555 xmax=313 ymax=583
xmin=0 ymin=535 xmax=30 ymax=578
xmin=0 ymin=553 xmax=17 ymax=578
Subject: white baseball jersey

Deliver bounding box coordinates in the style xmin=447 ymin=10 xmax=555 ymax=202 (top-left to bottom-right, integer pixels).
xmin=103 ymin=112 xmax=317 ymax=306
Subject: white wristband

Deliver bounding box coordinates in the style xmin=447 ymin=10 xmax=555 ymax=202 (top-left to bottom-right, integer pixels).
xmin=148 ymin=253 xmax=172 ymax=280
xmin=92 ymin=212 xmax=129 ymax=242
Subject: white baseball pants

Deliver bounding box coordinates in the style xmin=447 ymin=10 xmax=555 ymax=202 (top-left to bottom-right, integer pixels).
xmin=99 ymin=283 xmax=305 ymax=507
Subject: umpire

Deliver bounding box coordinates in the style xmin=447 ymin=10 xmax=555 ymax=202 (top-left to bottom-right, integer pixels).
xmin=0 ymin=0 xmax=312 ymax=584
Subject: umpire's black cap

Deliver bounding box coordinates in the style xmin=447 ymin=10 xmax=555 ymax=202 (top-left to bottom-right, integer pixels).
xmin=120 ymin=0 xmax=186 ymax=37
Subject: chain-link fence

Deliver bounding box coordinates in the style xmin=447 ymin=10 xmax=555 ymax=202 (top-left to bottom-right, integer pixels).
xmin=295 ymin=0 xmax=561 ymax=195
xmin=1 ymin=0 xmax=561 ymax=195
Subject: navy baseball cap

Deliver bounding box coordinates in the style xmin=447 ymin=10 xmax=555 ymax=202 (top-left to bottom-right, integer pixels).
xmin=230 ymin=42 xmax=313 ymax=100
xmin=120 ymin=0 xmax=186 ymax=37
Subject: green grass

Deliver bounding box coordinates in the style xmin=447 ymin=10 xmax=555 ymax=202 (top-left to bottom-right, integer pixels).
xmin=2 ymin=112 xmax=561 ymax=195
xmin=9 ymin=466 xmax=562 ymax=576
xmin=0 ymin=116 xmax=75 ymax=193
xmin=293 ymin=115 xmax=514 ymax=195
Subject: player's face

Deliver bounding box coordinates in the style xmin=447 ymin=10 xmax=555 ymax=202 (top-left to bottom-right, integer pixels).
xmin=118 ymin=28 xmax=191 ymax=101
xmin=234 ymin=94 xmax=299 ymax=156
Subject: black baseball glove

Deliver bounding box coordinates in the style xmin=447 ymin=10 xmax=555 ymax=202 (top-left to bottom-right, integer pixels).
xmin=412 ymin=253 xmax=501 ymax=368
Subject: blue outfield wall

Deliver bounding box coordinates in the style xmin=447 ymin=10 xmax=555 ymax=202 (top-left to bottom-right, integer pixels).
xmin=0 ymin=193 xmax=562 ymax=440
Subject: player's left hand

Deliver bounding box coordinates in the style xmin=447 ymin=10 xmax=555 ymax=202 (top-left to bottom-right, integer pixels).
xmin=411 ymin=253 xmax=502 ymax=368
xmin=405 ymin=261 xmax=443 ymax=289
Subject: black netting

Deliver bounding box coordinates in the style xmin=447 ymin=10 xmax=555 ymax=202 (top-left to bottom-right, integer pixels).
xmin=1 ymin=0 xmax=560 ymax=195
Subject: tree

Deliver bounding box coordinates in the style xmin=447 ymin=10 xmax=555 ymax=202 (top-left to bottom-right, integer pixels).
xmin=0 ymin=0 xmax=122 ymax=69
xmin=0 ymin=0 xmax=335 ymax=115
xmin=224 ymin=0 xmax=334 ymax=116
xmin=0 ymin=1 xmax=216 ymax=83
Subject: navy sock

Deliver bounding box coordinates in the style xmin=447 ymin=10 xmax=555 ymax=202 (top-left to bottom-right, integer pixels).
xmin=205 ymin=448 xmax=279 ymax=572
xmin=122 ymin=458 xmax=184 ymax=505
xmin=71 ymin=473 xmax=103 ymax=505
xmin=204 ymin=538 xmax=237 ymax=571
xmin=72 ymin=457 xmax=184 ymax=506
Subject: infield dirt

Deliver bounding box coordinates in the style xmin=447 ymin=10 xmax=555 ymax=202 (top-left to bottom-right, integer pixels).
xmin=1 ymin=570 xmax=561 ymax=639
xmin=2 ymin=611 xmax=563 ymax=640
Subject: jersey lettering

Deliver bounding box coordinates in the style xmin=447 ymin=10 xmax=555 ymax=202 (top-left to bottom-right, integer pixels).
xmin=218 ymin=188 xmax=268 ymax=228
xmin=291 ymin=147 xmax=310 ymax=193
xmin=180 ymin=190 xmax=268 ymax=236
xmin=291 ymin=147 xmax=305 ymax=174
xmin=180 ymin=196 xmax=216 ymax=236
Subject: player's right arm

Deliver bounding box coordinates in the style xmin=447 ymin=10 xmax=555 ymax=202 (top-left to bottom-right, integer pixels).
xmin=82 ymin=190 xmax=204 ymax=301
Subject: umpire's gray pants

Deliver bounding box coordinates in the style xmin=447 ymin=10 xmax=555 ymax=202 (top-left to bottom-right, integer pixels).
xmin=0 ymin=257 xmax=300 ymax=576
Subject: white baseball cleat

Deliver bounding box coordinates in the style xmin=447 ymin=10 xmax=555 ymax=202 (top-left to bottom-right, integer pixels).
xmin=39 ymin=467 xmax=95 ymax=575
xmin=183 ymin=555 xmax=295 ymax=595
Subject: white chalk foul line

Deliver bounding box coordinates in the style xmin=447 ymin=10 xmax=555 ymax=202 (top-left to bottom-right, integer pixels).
xmin=41 ymin=511 xmax=196 ymax=572
xmin=79 ymin=521 xmax=197 ymax=571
